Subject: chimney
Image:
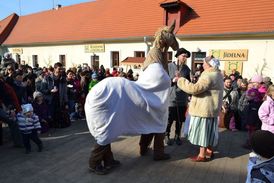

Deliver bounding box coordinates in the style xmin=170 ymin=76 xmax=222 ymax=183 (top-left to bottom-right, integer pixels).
xmin=55 ymin=4 xmax=62 ymax=10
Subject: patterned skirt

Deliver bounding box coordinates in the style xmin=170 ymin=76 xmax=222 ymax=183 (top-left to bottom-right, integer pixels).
xmin=187 ymin=116 xmax=219 ymax=147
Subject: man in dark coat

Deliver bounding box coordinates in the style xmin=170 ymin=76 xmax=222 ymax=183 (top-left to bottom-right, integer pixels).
xmin=165 ymin=48 xmax=191 ymax=145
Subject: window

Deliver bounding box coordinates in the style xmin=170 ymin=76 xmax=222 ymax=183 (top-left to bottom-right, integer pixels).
xmin=160 ymin=1 xmax=191 ymax=32
xmin=59 ymin=55 xmax=66 ymax=67
xmin=134 ymin=51 xmax=145 ymax=57
xmin=16 ymin=54 xmax=21 ymax=64
xmin=32 ymin=55 xmax=38 ymax=67
xmin=91 ymin=54 xmax=99 ymax=69
xmin=191 ymin=52 xmax=206 ymax=72
xmin=111 ymin=51 xmax=119 ymax=67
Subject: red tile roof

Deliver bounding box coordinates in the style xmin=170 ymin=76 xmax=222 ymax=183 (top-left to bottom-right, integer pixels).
xmin=2 ymin=0 xmax=274 ymax=46
xmin=0 ymin=13 xmax=18 ymax=44
xmin=177 ymin=0 xmax=274 ymax=36
xmin=3 ymin=0 xmax=164 ymax=45
xmin=121 ymin=57 xmax=146 ymax=65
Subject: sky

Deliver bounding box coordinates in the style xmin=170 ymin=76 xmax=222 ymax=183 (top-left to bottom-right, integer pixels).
xmin=0 ymin=0 xmax=92 ymax=20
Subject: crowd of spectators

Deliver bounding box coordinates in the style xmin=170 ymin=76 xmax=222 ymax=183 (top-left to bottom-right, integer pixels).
xmin=0 ymin=52 xmax=139 ymax=149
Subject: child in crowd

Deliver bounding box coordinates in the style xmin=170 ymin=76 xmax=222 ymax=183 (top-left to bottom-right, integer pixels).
xmin=258 ymin=85 xmax=274 ymax=134
xmin=243 ymin=88 xmax=262 ymax=149
xmin=249 ymin=75 xmax=263 ymax=90
xmin=70 ymin=102 xmax=85 ymax=121
xmin=238 ymin=82 xmax=254 ymax=130
xmin=32 ymin=91 xmax=51 ymax=133
xmin=88 ymin=73 xmax=99 ymax=91
xmin=246 ymin=130 xmax=274 ymax=183
xmin=16 ymin=103 xmax=43 ymax=154
xmin=258 ymin=84 xmax=267 ymax=99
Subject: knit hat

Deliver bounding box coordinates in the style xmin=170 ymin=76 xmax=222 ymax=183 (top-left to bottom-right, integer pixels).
xmin=258 ymin=85 xmax=267 ymax=95
xmin=204 ymin=56 xmax=220 ymax=69
xmin=4 ymin=52 xmax=11 ymax=59
xmin=263 ymin=76 xmax=271 ymax=83
xmin=21 ymin=103 xmax=33 ymax=114
xmin=250 ymin=130 xmax=274 ymax=159
xmin=251 ymin=75 xmax=263 ymax=83
xmin=33 ymin=91 xmax=43 ymax=100
xmin=91 ymin=73 xmax=98 ymax=79
xmin=175 ymin=48 xmax=191 ymax=58
xmin=246 ymin=88 xmax=261 ymax=102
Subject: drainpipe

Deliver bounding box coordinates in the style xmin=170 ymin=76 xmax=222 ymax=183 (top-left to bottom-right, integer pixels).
xmin=144 ymin=36 xmax=152 ymax=55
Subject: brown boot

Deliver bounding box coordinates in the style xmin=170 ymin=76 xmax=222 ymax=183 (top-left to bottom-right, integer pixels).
xmin=153 ymin=133 xmax=170 ymax=161
xmin=89 ymin=143 xmax=108 ymax=170
xmin=103 ymin=144 xmax=121 ymax=170
xmin=139 ymin=134 xmax=153 ymax=156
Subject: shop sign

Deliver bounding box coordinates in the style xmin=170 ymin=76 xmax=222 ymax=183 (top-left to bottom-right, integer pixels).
xmin=84 ymin=44 xmax=105 ymax=53
xmin=12 ymin=48 xmax=23 ymax=54
xmin=193 ymin=52 xmax=206 ymax=61
xmin=224 ymin=61 xmax=243 ymax=75
xmin=209 ymin=49 xmax=248 ymax=61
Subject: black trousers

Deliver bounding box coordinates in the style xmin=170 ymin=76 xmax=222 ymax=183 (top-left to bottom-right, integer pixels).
xmin=89 ymin=143 xmax=114 ymax=169
xmin=139 ymin=133 xmax=165 ymax=157
xmin=22 ymin=129 xmax=42 ymax=151
xmin=0 ymin=108 xmax=22 ymax=146
xmin=166 ymin=106 xmax=187 ymax=136
xmin=224 ymin=110 xmax=235 ymax=129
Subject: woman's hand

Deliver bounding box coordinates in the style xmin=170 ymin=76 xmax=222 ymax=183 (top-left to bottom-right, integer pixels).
xmin=172 ymin=76 xmax=179 ymax=82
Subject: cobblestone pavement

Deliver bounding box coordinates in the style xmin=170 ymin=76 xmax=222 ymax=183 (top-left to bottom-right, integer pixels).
xmin=0 ymin=120 xmax=250 ymax=183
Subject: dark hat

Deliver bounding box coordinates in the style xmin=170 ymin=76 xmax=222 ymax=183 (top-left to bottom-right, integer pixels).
xmin=175 ymin=48 xmax=191 ymax=58
xmin=14 ymin=71 xmax=24 ymax=77
xmin=250 ymin=130 xmax=274 ymax=159
xmin=35 ymin=69 xmax=43 ymax=76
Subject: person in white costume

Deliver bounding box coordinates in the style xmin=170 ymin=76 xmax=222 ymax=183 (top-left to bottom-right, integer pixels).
xmin=85 ymin=21 xmax=179 ymax=175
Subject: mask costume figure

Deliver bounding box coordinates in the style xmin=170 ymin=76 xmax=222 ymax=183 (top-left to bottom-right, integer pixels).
xmin=85 ymin=21 xmax=179 ymax=175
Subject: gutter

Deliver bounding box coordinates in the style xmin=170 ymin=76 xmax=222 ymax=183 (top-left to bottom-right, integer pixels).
xmin=177 ymin=31 xmax=274 ymax=40
xmin=3 ymin=31 xmax=274 ymax=47
xmin=2 ymin=36 xmax=155 ymax=47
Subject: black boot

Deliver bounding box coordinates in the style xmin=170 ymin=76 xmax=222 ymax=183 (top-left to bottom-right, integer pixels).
xmin=38 ymin=143 xmax=43 ymax=152
xmin=175 ymin=134 xmax=182 ymax=145
xmin=139 ymin=134 xmax=153 ymax=156
xmin=164 ymin=134 xmax=173 ymax=146
xmin=103 ymin=144 xmax=121 ymax=170
xmin=89 ymin=164 xmax=109 ymax=175
xmin=153 ymin=133 xmax=170 ymax=161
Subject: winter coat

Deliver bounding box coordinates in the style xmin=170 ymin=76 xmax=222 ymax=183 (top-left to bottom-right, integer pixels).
xmin=245 ymin=99 xmax=262 ymax=127
xmin=168 ymin=62 xmax=189 ymax=107
xmin=223 ymin=87 xmax=239 ymax=111
xmin=17 ymin=113 xmax=41 ymax=134
xmin=177 ymin=67 xmax=224 ymax=118
xmin=32 ymin=101 xmax=50 ymax=121
xmin=246 ymin=155 xmax=274 ymax=183
xmin=258 ymin=96 xmax=274 ymax=133
xmin=46 ymin=74 xmax=68 ymax=106
xmin=35 ymin=76 xmax=52 ymax=103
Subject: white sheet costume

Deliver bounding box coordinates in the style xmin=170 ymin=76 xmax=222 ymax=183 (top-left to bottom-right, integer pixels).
xmin=85 ymin=63 xmax=170 ymax=145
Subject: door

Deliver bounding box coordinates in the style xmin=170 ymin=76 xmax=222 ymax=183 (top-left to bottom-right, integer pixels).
xmin=111 ymin=51 xmax=119 ymax=67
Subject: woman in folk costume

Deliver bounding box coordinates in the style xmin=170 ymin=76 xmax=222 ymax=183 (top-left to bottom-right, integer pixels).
xmin=176 ymin=56 xmax=224 ymax=162
xmin=85 ymin=21 xmax=179 ymax=175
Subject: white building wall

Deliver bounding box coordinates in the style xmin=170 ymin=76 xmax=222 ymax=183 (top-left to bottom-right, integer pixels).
xmin=8 ymin=42 xmax=148 ymax=69
xmin=178 ymin=39 xmax=274 ymax=79
xmin=7 ymin=38 xmax=274 ymax=80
